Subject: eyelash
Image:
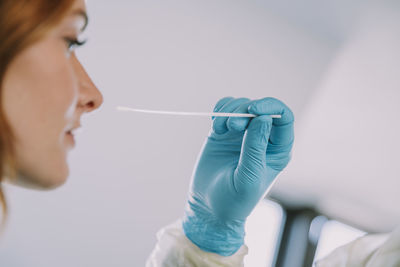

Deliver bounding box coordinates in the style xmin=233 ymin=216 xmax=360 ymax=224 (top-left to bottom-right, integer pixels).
xmin=64 ymin=37 xmax=87 ymax=51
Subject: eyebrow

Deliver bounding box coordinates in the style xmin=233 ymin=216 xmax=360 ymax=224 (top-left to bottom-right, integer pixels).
xmin=71 ymin=9 xmax=89 ymax=32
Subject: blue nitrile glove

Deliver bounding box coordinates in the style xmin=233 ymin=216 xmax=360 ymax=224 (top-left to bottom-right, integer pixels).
xmin=182 ymin=97 xmax=294 ymax=256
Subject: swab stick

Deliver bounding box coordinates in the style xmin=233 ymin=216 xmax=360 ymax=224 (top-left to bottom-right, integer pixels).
xmin=116 ymin=106 xmax=282 ymax=118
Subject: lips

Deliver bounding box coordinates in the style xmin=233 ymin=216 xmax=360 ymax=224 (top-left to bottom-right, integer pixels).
xmin=64 ymin=124 xmax=81 ymax=148
xmin=66 ymin=128 xmax=78 ymax=135
xmin=65 ymin=124 xmax=81 ymax=135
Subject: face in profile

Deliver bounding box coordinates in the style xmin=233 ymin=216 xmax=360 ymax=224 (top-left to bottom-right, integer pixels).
xmin=2 ymin=0 xmax=103 ymax=190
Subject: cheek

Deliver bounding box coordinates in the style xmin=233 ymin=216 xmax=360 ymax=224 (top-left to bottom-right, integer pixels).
xmin=2 ymin=38 xmax=79 ymax=187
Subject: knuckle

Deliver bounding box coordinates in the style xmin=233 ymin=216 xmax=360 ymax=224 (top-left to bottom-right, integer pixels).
xmin=213 ymin=119 xmax=227 ymax=134
xmin=214 ymin=96 xmax=234 ymax=112
xmin=228 ymin=118 xmax=246 ymax=131
xmin=236 ymin=97 xmax=250 ymax=103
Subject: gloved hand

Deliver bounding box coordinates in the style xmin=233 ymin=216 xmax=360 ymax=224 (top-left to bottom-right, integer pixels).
xmin=182 ymin=97 xmax=294 ymax=256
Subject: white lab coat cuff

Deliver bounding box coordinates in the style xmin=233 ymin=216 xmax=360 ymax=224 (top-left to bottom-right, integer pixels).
xmin=146 ymin=219 xmax=248 ymax=267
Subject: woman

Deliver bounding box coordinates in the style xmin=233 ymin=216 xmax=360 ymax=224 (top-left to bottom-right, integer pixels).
xmin=0 ymin=0 xmax=294 ymax=265
xmin=2 ymin=0 xmax=400 ymax=266
xmin=9 ymin=0 xmax=399 ymax=267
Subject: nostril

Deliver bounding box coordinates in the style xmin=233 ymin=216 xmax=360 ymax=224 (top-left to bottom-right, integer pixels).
xmin=86 ymin=101 xmax=94 ymax=109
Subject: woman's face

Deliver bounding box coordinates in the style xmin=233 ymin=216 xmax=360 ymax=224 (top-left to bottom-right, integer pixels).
xmin=2 ymin=0 xmax=103 ymax=189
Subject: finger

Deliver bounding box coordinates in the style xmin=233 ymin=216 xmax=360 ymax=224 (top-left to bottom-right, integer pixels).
xmin=248 ymin=97 xmax=294 ymax=145
xmin=213 ymin=98 xmax=250 ymax=134
xmin=226 ymin=101 xmax=254 ymax=132
xmin=234 ymin=115 xmax=273 ymax=192
xmin=212 ymin=96 xmax=234 ymax=120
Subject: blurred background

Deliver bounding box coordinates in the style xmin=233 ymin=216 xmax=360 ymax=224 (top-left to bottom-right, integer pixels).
xmin=1 ymin=0 xmax=399 ymax=266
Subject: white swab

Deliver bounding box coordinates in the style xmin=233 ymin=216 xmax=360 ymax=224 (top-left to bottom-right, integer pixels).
xmin=116 ymin=106 xmax=282 ymax=118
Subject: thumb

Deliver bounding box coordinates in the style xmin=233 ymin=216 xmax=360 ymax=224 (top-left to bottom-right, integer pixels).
xmin=234 ymin=115 xmax=273 ymax=193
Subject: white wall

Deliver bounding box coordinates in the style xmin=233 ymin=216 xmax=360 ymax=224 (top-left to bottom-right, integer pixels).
xmin=273 ymin=0 xmax=400 ymax=232
xmin=0 ymin=1 xmax=341 ymax=266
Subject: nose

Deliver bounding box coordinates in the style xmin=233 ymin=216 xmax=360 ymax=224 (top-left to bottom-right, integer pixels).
xmin=72 ymin=54 xmax=104 ymax=113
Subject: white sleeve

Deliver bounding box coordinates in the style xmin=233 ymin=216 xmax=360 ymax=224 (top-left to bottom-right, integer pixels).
xmin=315 ymin=226 xmax=400 ymax=267
xmin=145 ymin=220 xmax=248 ymax=267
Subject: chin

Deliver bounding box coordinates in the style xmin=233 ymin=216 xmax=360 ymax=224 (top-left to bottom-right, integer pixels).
xmin=37 ymin=175 xmax=68 ymax=190
xmin=14 ymin=167 xmax=69 ymax=190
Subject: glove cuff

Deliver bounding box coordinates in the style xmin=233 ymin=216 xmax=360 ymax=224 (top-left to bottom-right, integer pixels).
xmin=182 ymin=208 xmax=246 ymax=257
